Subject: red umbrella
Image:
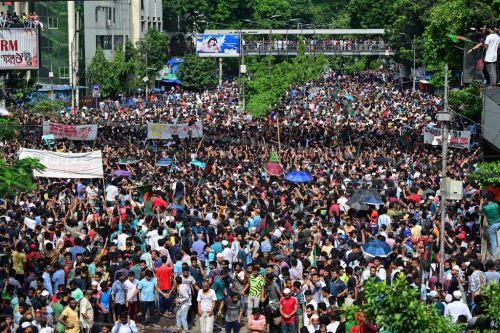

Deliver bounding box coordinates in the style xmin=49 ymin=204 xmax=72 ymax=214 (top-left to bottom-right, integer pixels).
xmin=265 ymin=161 xmax=284 ymax=176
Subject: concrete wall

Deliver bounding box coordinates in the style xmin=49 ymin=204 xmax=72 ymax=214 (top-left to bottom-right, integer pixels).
xmin=83 ymin=0 xmax=131 ymax=69
xmin=84 ymin=0 xmax=163 ymax=69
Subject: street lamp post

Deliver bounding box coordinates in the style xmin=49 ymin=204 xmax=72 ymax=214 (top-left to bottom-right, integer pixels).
xmin=437 ymin=63 xmax=453 ymax=284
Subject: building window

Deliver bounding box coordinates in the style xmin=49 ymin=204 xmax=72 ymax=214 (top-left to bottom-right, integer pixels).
xmin=48 ymin=17 xmax=58 ymax=29
xmin=113 ymin=8 xmax=116 ymax=23
xmin=141 ymin=0 xmax=144 ymax=10
xmin=141 ymin=21 xmax=145 ymax=33
xmin=59 ymin=67 xmax=69 ymax=78
xmin=114 ymin=35 xmax=124 ymax=50
xmin=96 ymin=35 xmax=112 ymax=50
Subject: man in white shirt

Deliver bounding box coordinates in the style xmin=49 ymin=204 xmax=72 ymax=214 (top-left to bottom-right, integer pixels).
xmin=105 ymin=182 xmax=119 ymax=206
xmin=444 ymin=290 xmax=472 ymax=323
xmin=197 ymin=280 xmax=217 ymax=333
xmin=469 ymin=25 xmax=500 ymax=86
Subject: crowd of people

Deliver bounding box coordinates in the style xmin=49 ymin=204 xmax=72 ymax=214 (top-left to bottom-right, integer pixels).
xmin=243 ymin=39 xmax=388 ymax=53
xmin=0 ymin=68 xmax=499 ymax=333
xmin=0 ymin=11 xmax=43 ymax=30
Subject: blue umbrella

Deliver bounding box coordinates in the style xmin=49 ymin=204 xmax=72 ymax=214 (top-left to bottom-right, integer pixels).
xmin=362 ymin=240 xmax=392 ymax=257
xmin=157 ymin=157 xmax=173 ymax=166
xmin=285 ymin=171 xmax=313 ymax=183
xmin=190 ymin=160 xmax=206 ymax=169
xmin=344 ymin=94 xmax=354 ymax=101
xmin=361 ymin=195 xmax=384 ymax=205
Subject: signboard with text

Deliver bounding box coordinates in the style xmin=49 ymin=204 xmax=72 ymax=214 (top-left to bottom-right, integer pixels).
xmin=423 ymin=127 xmax=471 ymax=149
xmin=18 ymin=148 xmax=104 ymax=179
xmin=92 ymin=84 xmax=101 ymax=97
xmin=147 ymin=121 xmax=203 ymax=139
xmin=43 ymin=121 xmax=98 ymax=141
xmin=0 ymin=29 xmax=39 ymax=69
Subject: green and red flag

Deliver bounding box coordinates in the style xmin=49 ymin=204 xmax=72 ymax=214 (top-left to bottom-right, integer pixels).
xmin=447 ymin=34 xmax=473 ymax=43
xmin=137 ymin=184 xmax=153 ymax=216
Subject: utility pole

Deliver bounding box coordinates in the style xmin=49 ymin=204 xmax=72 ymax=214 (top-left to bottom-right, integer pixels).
xmin=438 ymin=63 xmax=452 ymax=283
xmin=218 ymin=57 xmax=223 ymax=87
xmin=412 ymin=34 xmax=416 ymax=93
xmin=239 ymin=30 xmax=246 ymax=112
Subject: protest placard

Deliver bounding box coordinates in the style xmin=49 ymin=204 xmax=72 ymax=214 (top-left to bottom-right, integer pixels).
xmin=18 ymin=148 xmax=104 ymax=178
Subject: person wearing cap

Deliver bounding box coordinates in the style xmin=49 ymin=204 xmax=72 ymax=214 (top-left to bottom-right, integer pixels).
xmin=279 ymin=287 xmax=298 ymax=333
xmin=428 ymin=290 xmax=446 ymax=316
xmin=444 ymin=290 xmax=472 ymax=323
xmin=221 ymin=240 xmax=233 ymax=267
xmin=247 ymin=308 xmax=266 ymax=333
xmin=447 ymin=265 xmax=461 ymax=295
xmin=305 ymin=313 xmax=321 ymax=333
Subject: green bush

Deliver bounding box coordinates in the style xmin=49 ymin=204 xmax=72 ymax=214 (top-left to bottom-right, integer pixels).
xmin=470 ymin=161 xmax=500 ymax=187
xmin=30 ymin=99 xmax=64 ymax=114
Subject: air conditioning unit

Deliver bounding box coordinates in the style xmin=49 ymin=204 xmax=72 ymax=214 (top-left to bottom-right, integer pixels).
xmin=106 ymin=20 xmax=113 ymax=27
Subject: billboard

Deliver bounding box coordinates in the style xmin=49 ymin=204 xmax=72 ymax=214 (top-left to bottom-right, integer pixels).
xmin=0 ymin=29 xmax=39 ymax=70
xmin=196 ymin=34 xmax=240 ymax=57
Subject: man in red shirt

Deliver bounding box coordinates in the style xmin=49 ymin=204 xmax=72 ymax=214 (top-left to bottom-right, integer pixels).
xmin=279 ymin=288 xmax=298 ymax=333
xmin=155 ymin=256 xmax=173 ymax=316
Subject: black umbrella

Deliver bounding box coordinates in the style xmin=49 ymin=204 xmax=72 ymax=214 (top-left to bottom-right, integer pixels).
xmin=346 ymin=188 xmax=381 ymax=211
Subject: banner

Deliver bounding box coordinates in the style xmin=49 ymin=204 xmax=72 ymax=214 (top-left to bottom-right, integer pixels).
xmin=423 ymin=127 xmax=471 ymax=149
xmin=147 ymin=121 xmax=203 ymax=140
xmin=196 ymin=34 xmax=240 ymax=57
xmin=0 ymin=29 xmax=39 ymax=69
xmin=18 ymin=148 xmax=104 ymax=178
xmin=43 ymin=121 xmax=98 ymax=140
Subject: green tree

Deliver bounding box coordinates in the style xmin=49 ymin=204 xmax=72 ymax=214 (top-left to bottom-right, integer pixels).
xmin=87 ymin=47 xmax=114 ymax=97
xmin=110 ymin=48 xmax=128 ymax=95
xmin=470 ymin=161 xmax=500 ymax=187
xmin=30 ymin=99 xmax=64 ymax=116
xmin=363 ymin=276 xmax=457 ymax=333
xmin=250 ymin=0 xmax=292 ymax=26
xmin=137 ymin=29 xmax=169 ymax=73
xmin=421 ymin=0 xmax=492 ymax=73
xmin=0 ymin=158 xmax=45 ymax=197
xmin=0 ymin=118 xmax=45 ymax=197
xmin=5 ymin=71 xmax=38 ymax=106
xmin=479 ymin=282 xmax=500 ymax=332
xmin=124 ymin=39 xmax=143 ymax=93
xmin=177 ymin=54 xmax=218 ymax=90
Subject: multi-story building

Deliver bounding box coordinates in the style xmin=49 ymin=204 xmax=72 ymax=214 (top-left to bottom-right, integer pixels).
xmin=12 ymin=0 xmax=162 ymax=103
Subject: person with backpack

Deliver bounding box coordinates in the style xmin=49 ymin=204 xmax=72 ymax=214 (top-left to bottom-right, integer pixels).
xmin=110 ymin=313 xmax=137 ymax=333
